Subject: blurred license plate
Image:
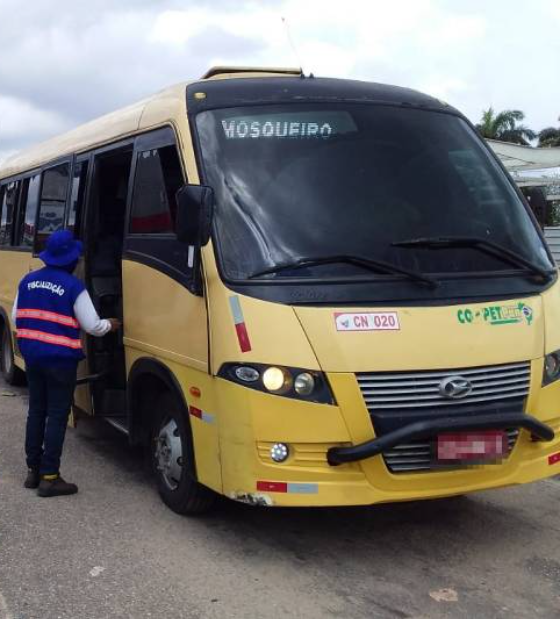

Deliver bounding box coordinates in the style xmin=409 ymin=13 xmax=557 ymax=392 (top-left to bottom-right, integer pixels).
xmin=436 ymin=430 xmax=507 ymax=463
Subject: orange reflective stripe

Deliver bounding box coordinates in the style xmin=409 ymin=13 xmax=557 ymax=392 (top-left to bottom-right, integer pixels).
xmin=16 ymin=308 xmax=79 ymax=328
xmin=16 ymin=329 xmax=82 ymax=350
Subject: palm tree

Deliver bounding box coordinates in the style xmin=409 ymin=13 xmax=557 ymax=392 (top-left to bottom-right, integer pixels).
xmin=476 ymin=108 xmax=537 ymax=145
xmin=538 ymin=118 xmax=560 ymax=147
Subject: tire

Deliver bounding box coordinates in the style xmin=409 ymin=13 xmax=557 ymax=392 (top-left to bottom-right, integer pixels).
xmin=1 ymin=325 xmax=26 ymax=386
xmin=151 ymin=391 xmax=216 ymax=515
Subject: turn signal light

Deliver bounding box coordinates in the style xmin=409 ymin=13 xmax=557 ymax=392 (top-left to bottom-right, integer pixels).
xmin=543 ymin=350 xmax=560 ymax=386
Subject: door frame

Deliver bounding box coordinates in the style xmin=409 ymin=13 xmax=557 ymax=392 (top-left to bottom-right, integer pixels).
xmin=77 ymin=139 xmax=135 ymax=416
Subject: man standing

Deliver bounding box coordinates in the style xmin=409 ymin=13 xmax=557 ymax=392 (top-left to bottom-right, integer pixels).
xmin=12 ymin=230 xmax=120 ymax=497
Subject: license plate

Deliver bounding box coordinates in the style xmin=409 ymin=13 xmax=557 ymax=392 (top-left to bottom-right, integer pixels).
xmin=436 ymin=430 xmax=507 ymax=463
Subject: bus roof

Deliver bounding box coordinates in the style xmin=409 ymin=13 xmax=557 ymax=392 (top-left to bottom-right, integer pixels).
xmin=186 ymin=74 xmax=451 ymax=114
xmin=0 ymin=67 xmax=453 ymax=180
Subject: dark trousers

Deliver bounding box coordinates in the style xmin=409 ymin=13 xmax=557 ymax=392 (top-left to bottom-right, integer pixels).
xmin=25 ymin=362 xmax=78 ymax=475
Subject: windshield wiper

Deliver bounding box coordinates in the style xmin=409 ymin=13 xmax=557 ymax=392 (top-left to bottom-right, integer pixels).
xmin=392 ymin=236 xmax=555 ymax=282
xmin=248 ymin=254 xmax=439 ymax=288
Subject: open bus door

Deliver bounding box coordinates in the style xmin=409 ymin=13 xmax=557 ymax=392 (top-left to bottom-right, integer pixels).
xmin=76 ymin=146 xmax=131 ymax=433
xmin=66 ymin=154 xmax=95 ymax=422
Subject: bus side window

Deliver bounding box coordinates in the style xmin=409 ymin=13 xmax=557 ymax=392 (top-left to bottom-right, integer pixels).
xmin=17 ymin=174 xmax=41 ymax=248
xmin=68 ymin=160 xmax=89 ymax=237
xmin=125 ymin=137 xmax=195 ymax=290
xmin=129 ymin=145 xmax=183 ymax=235
xmin=0 ymin=181 xmax=21 ymax=246
xmin=0 ymin=185 xmax=4 ymax=241
xmin=35 ymin=163 xmax=70 ymax=253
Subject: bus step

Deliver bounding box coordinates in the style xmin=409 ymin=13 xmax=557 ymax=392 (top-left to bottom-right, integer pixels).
xmin=104 ymin=416 xmax=129 ymax=436
xmin=76 ymin=372 xmax=108 ymax=386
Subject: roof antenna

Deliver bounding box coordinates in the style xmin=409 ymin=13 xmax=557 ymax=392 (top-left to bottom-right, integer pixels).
xmin=281 ymin=16 xmax=306 ymax=77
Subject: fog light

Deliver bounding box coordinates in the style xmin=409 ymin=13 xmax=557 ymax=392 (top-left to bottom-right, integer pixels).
xmin=294 ymin=372 xmax=315 ymax=396
xmin=270 ymin=443 xmax=289 ymax=463
xmin=262 ymin=366 xmax=291 ymax=393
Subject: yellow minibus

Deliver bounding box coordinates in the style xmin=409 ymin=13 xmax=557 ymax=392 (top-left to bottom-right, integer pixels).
xmin=1 ymin=67 xmax=559 ymax=514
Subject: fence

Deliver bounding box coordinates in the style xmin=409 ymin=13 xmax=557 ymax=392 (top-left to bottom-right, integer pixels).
xmin=544 ymin=227 xmax=560 ymax=263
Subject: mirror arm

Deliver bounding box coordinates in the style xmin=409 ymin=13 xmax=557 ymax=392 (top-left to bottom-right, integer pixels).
xmin=187 ymin=244 xmax=204 ymax=296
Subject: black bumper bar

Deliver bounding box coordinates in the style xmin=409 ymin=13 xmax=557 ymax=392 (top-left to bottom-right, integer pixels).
xmin=327 ymin=412 xmax=555 ymax=465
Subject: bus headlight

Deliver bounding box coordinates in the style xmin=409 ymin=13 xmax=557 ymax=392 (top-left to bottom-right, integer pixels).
xmin=543 ymin=350 xmax=560 ymax=385
xmin=262 ymin=366 xmax=292 ymax=394
xmin=294 ymin=372 xmax=315 ymax=396
xmin=219 ymin=362 xmax=335 ymax=404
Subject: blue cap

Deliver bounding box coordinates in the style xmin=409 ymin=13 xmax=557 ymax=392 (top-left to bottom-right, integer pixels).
xmin=39 ymin=230 xmax=83 ymax=267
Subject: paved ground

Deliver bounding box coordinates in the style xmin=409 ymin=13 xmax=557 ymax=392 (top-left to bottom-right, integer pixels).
xmin=1 ymin=376 xmax=560 ymax=619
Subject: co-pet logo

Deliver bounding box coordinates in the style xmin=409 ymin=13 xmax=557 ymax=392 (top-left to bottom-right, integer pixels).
xmin=457 ymin=302 xmax=533 ymax=326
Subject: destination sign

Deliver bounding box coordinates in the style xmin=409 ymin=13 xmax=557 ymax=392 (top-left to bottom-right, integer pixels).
xmin=221 ymin=111 xmax=356 ymax=140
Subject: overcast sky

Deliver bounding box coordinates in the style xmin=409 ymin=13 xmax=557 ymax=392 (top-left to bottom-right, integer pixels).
xmin=0 ymin=0 xmax=559 ymax=164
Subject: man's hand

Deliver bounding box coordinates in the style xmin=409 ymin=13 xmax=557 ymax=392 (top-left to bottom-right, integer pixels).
xmin=108 ymin=318 xmax=122 ymax=332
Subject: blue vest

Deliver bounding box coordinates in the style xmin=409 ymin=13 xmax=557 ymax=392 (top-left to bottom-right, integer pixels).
xmin=16 ymin=266 xmax=86 ymax=364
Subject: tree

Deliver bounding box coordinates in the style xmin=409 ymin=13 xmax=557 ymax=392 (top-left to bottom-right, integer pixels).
xmin=476 ymin=108 xmax=537 ymax=145
xmin=538 ymin=118 xmax=560 ymax=147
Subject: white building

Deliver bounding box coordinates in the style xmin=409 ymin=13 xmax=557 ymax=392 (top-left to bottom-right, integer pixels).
xmin=489 ymin=140 xmax=560 ymax=261
xmin=488 ymin=139 xmax=560 ymax=201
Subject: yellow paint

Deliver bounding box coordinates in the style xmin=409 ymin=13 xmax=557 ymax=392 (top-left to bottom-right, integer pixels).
xmin=295 ymin=299 xmax=543 ymax=372
xmin=122 ymin=260 xmax=208 ymax=371
xmin=0 ymin=250 xmax=33 ymax=371
xmin=200 ymin=240 xmax=560 ymax=505
xmin=2 ymin=68 xmax=560 ymax=510
xmin=204 ymin=252 xmax=320 ymax=373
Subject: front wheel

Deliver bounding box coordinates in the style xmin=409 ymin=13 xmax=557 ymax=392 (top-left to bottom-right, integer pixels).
xmin=1 ymin=326 xmax=25 ymax=386
xmin=151 ymin=392 xmax=216 ymax=515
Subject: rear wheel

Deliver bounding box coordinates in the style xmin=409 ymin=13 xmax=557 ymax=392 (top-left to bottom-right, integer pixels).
xmin=151 ymin=391 xmax=216 ymax=515
xmin=1 ymin=326 xmax=25 ymax=386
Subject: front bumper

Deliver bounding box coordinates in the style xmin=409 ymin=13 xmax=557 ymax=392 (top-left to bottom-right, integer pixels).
xmin=328 ymin=411 xmax=555 ymax=465
xmin=214 ymin=370 xmax=560 ymax=507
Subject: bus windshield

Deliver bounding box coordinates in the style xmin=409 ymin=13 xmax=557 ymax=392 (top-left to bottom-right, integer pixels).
xmin=195 ymin=103 xmax=553 ymax=283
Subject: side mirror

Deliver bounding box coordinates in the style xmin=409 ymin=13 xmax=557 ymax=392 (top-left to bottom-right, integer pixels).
xmin=175 ymin=184 xmax=214 ymax=246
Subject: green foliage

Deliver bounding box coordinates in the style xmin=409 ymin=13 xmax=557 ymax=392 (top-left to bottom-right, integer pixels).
xmin=547 ymin=200 xmax=560 ymax=226
xmin=476 ymin=107 xmax=537 ymax=145
xmin=538 ymin=119 xmax=560 ymax=147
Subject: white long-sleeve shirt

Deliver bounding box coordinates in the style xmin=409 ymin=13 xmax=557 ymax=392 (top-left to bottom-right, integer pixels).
xmin=12 ymin=290 xmax=112 ymax=337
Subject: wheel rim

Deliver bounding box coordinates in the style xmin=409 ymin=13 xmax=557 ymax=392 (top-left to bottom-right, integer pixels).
xmin=154 ymin=416 xmax=183 ymax=491
xmin=2 ymin=332 xmax=12 ymax=374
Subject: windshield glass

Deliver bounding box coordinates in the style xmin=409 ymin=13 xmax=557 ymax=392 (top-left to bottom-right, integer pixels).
xmin=196 ymin=103 xmax=552 ymax=282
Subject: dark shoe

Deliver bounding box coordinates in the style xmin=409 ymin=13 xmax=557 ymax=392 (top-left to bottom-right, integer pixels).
xmin=24 ymin=468 xmax=40 ymax=489
xmin=37 ymin=476 xmax=78 ymax=497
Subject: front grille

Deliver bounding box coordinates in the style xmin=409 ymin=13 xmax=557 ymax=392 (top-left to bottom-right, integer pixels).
xmin=357 ymin=361 xmax=531 ymax=410
xmin=356 ymin=362 xmax=531 ymax=474
xmin=383 ymin=428 xmax=520 ymax=473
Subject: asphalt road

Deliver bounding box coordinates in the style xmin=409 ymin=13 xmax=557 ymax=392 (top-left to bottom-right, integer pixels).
xmin=1 ymin=376 xmax=560 ymax=619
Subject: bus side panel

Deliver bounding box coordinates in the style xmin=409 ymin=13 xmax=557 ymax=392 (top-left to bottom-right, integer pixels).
xmin=122 ymin=260 xmax=222 ymax=492
xmin=0 ymin=250 xmax=33 ymax=369
xmin=541 ymin=283 xmax=560 ymax=353
xmin=121 ymin=260 xmax=208 ymax=371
